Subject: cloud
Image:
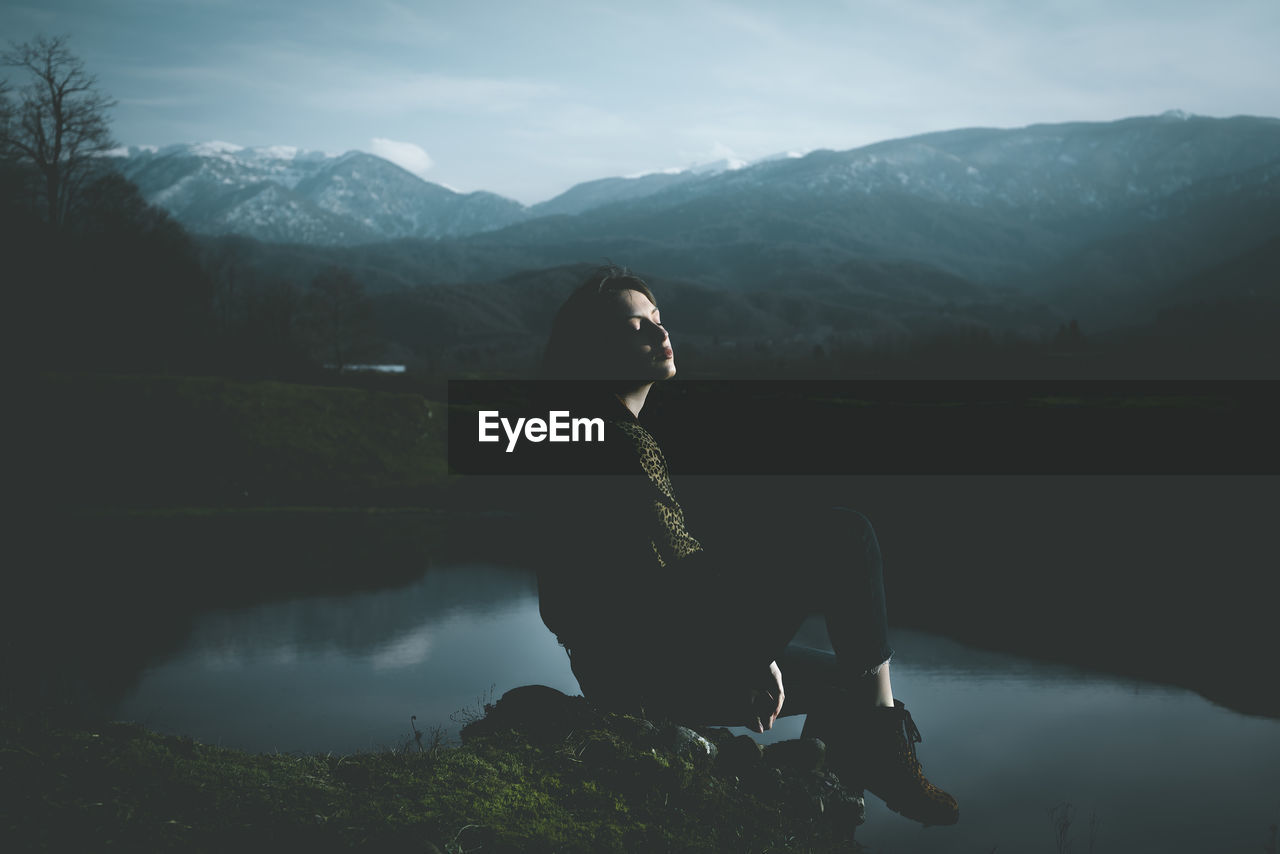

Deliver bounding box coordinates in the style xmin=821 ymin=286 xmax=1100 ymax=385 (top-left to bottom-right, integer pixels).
xmin=304 ymin=71 xmax=557 ymax=115
xmin=116 ymin=96 xmax=202 ymax=108
xmin=368 ymin=625 xmax=434 ymax=670
xmin=369 ymin=137 xmax=434 ymax=177
xmin=708 ymin=141 xmax=747 ymax=169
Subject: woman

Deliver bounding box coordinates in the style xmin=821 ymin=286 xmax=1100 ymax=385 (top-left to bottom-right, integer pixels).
xmin=535 ymin=265 xmax=959 ymax=827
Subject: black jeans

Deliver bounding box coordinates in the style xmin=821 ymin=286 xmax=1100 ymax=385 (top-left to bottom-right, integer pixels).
xmin=570 ymin=506 xmax=894 ymax=726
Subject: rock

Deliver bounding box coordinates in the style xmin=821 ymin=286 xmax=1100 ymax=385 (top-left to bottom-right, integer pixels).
xmin=492 ymin=684 xmax=577 ymax=721
xmin=776 ymin=771 xmax=823 ymax=819
xmin=435 ymin=681 xmax=881 ymax=853
xmin=830 ymin=789 xmax=867 ymax=831
xmin=716 ymin=734 xmax=763 ymax=775
xmin=610 ymin=715 xmax=660 ymax=749
xmin=702 ymin=727 xmax=735 ymax=749
xmin=763 ymin=737 xmax=826 ymax=773
xmin=812 ymin=770 xmax=866 ymax=830
xmin=672 ymin=726 xmax=717 ymax=760
xmin=744 ymin=764 xmax=785 ymax=799
xmin=460 ymin=684 xmax=592 ymax=742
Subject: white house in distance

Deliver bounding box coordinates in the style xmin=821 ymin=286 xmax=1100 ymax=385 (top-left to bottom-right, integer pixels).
xmin=325 ymin=364 xmax=407 ymax=374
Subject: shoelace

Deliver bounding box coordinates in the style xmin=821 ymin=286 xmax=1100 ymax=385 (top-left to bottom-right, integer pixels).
xmin=896 ymin=705 xmax=926 ymax=770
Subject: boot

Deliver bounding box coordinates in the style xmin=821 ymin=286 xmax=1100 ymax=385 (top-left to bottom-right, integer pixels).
xmin=858 ymin=700 xmax=959 ymax=827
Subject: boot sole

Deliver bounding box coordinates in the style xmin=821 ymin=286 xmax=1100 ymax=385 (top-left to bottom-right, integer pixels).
xmin=879 ymin=797 xmax=959 ymax=827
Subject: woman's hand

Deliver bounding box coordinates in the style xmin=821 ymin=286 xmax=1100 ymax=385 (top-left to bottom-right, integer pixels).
xmin=748 ymin=660 xmax=785 ymax=733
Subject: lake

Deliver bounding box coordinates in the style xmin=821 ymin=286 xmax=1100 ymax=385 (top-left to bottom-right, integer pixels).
xmin=112 ymin=563 xmax=1280 ymax=854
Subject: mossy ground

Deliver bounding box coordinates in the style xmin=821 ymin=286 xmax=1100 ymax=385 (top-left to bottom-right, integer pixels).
xmin=1 ymin=705 xmax=865 ymax=853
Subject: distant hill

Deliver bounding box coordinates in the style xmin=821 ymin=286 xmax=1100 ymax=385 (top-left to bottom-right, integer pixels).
xmin=117 ymin=115 xmax=1280 ymax=292
xmin=113 ymin=143 xmax=529 ymax=244
xmin=108 ymin=143 xmax=763 ymax=245
xmin=530 ymin=171 xmax=702 ymax=217
xmin=140 ymin=114 xmax=1280 ymax=375
xmin=458 ymin=112 xmax=1280 ymax=292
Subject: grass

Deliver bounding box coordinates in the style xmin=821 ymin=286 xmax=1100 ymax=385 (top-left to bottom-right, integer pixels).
xmin=0 ymin=703 xmax=868 ymax=854
xmin=2 ymin=714 xmax=455 ymax=852
xmin=17 ymin=372 xmax=451 ymax=508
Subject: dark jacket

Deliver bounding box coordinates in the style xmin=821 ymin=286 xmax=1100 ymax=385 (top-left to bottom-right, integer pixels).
xmin=529 ymin=391 xmax=703 ymax=655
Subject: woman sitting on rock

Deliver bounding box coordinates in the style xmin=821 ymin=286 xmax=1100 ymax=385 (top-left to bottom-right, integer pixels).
xmin=533 ymin=265 xmax=959 ymax=827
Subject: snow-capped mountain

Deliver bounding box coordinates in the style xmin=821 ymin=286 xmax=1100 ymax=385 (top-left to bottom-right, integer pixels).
xmin=600 ymin=111 xmax=1280 ymax=222
xmin=291 ymin=151 xmax=527 ymax=240
xmin=112 ymin=143 xmax=528 ymax=245
xmin=447 ymin=112 xmax=1279 ymax=294
xmin=112 ymin=113 xmax=1280 ymax=256
xmin=514 ymin=112 xmax=1280 ymax=257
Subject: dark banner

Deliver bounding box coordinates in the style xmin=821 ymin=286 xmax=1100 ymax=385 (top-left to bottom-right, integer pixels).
xmin=447 ymin=380 xmax=1278 ymax=475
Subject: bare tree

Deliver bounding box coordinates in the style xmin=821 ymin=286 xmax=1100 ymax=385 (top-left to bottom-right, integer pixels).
xmin=0 ymin=75 xmax=11 ymax=134
xmin=1 ymin=34 xmax=116 ymax=229
xmin=0 ymin=76 xmax=19 ymax=214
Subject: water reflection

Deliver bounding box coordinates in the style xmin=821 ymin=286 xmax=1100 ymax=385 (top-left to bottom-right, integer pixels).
xmin=116 ymin=565 xmax=578 ymax=753
xmin=852 ymin=633 xmax=1280 ymax=853
xmin=114 ymin=565 xmax=1280 ymax=854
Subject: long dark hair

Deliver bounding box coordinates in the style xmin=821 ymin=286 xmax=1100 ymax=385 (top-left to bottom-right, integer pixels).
xmin=542 ymin=264 xmax=658 ymax=379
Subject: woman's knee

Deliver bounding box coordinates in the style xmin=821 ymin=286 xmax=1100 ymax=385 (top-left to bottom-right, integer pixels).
xmin=819 ymin=506 xmax=882 ymax=564
xmin=776 ymin=506 xmax=883 ymax=592
xmin=828 ymin=505 xmax=875 ymax=538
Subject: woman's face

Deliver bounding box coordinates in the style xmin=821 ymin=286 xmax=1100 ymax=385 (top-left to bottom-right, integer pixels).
xmin=600 ymin=288 xmax=676 ymax=383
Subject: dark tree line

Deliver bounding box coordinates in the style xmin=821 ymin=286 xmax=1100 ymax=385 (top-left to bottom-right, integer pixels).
xmin=2 ymin=35 xmax=384 ymax=378
xmin=199 ymin=239 xmax=385 ymax=378
xmin=2 ymin=35 xmax=212 ymax=372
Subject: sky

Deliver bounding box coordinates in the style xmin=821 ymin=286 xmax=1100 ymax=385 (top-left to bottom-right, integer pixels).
xmin=2 ymin=0 xmax=1278 ymax=204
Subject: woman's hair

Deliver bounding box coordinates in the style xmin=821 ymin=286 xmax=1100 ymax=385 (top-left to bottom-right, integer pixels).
xmin=542 ymin=264 xmax=658 ymax=379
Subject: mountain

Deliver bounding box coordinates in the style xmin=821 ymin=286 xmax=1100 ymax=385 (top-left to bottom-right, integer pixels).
xmin=530 ymin=153 xmax=803 ymax=217
xmin=470 ymin=113 xmax=1280 ymax=284
xmin=113 ymin=142 xmax=812 ymax=243
xmin=117 ymin=114 xmax=1280 ymax=269
xmin=589 ymin=111 xmax=1280 ymax=223
xmin=1041 ymin=155 xmax=1280 ymax=323
xmin=530 ymin=171 xmax=702 ymax=217
xmin=125 ymin=114 xmax=1280 ymax=374
xmin=112 ymin=143 xmax=529 ymax=244
xmin=291 ymin=152 xmax=527 ymax=240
